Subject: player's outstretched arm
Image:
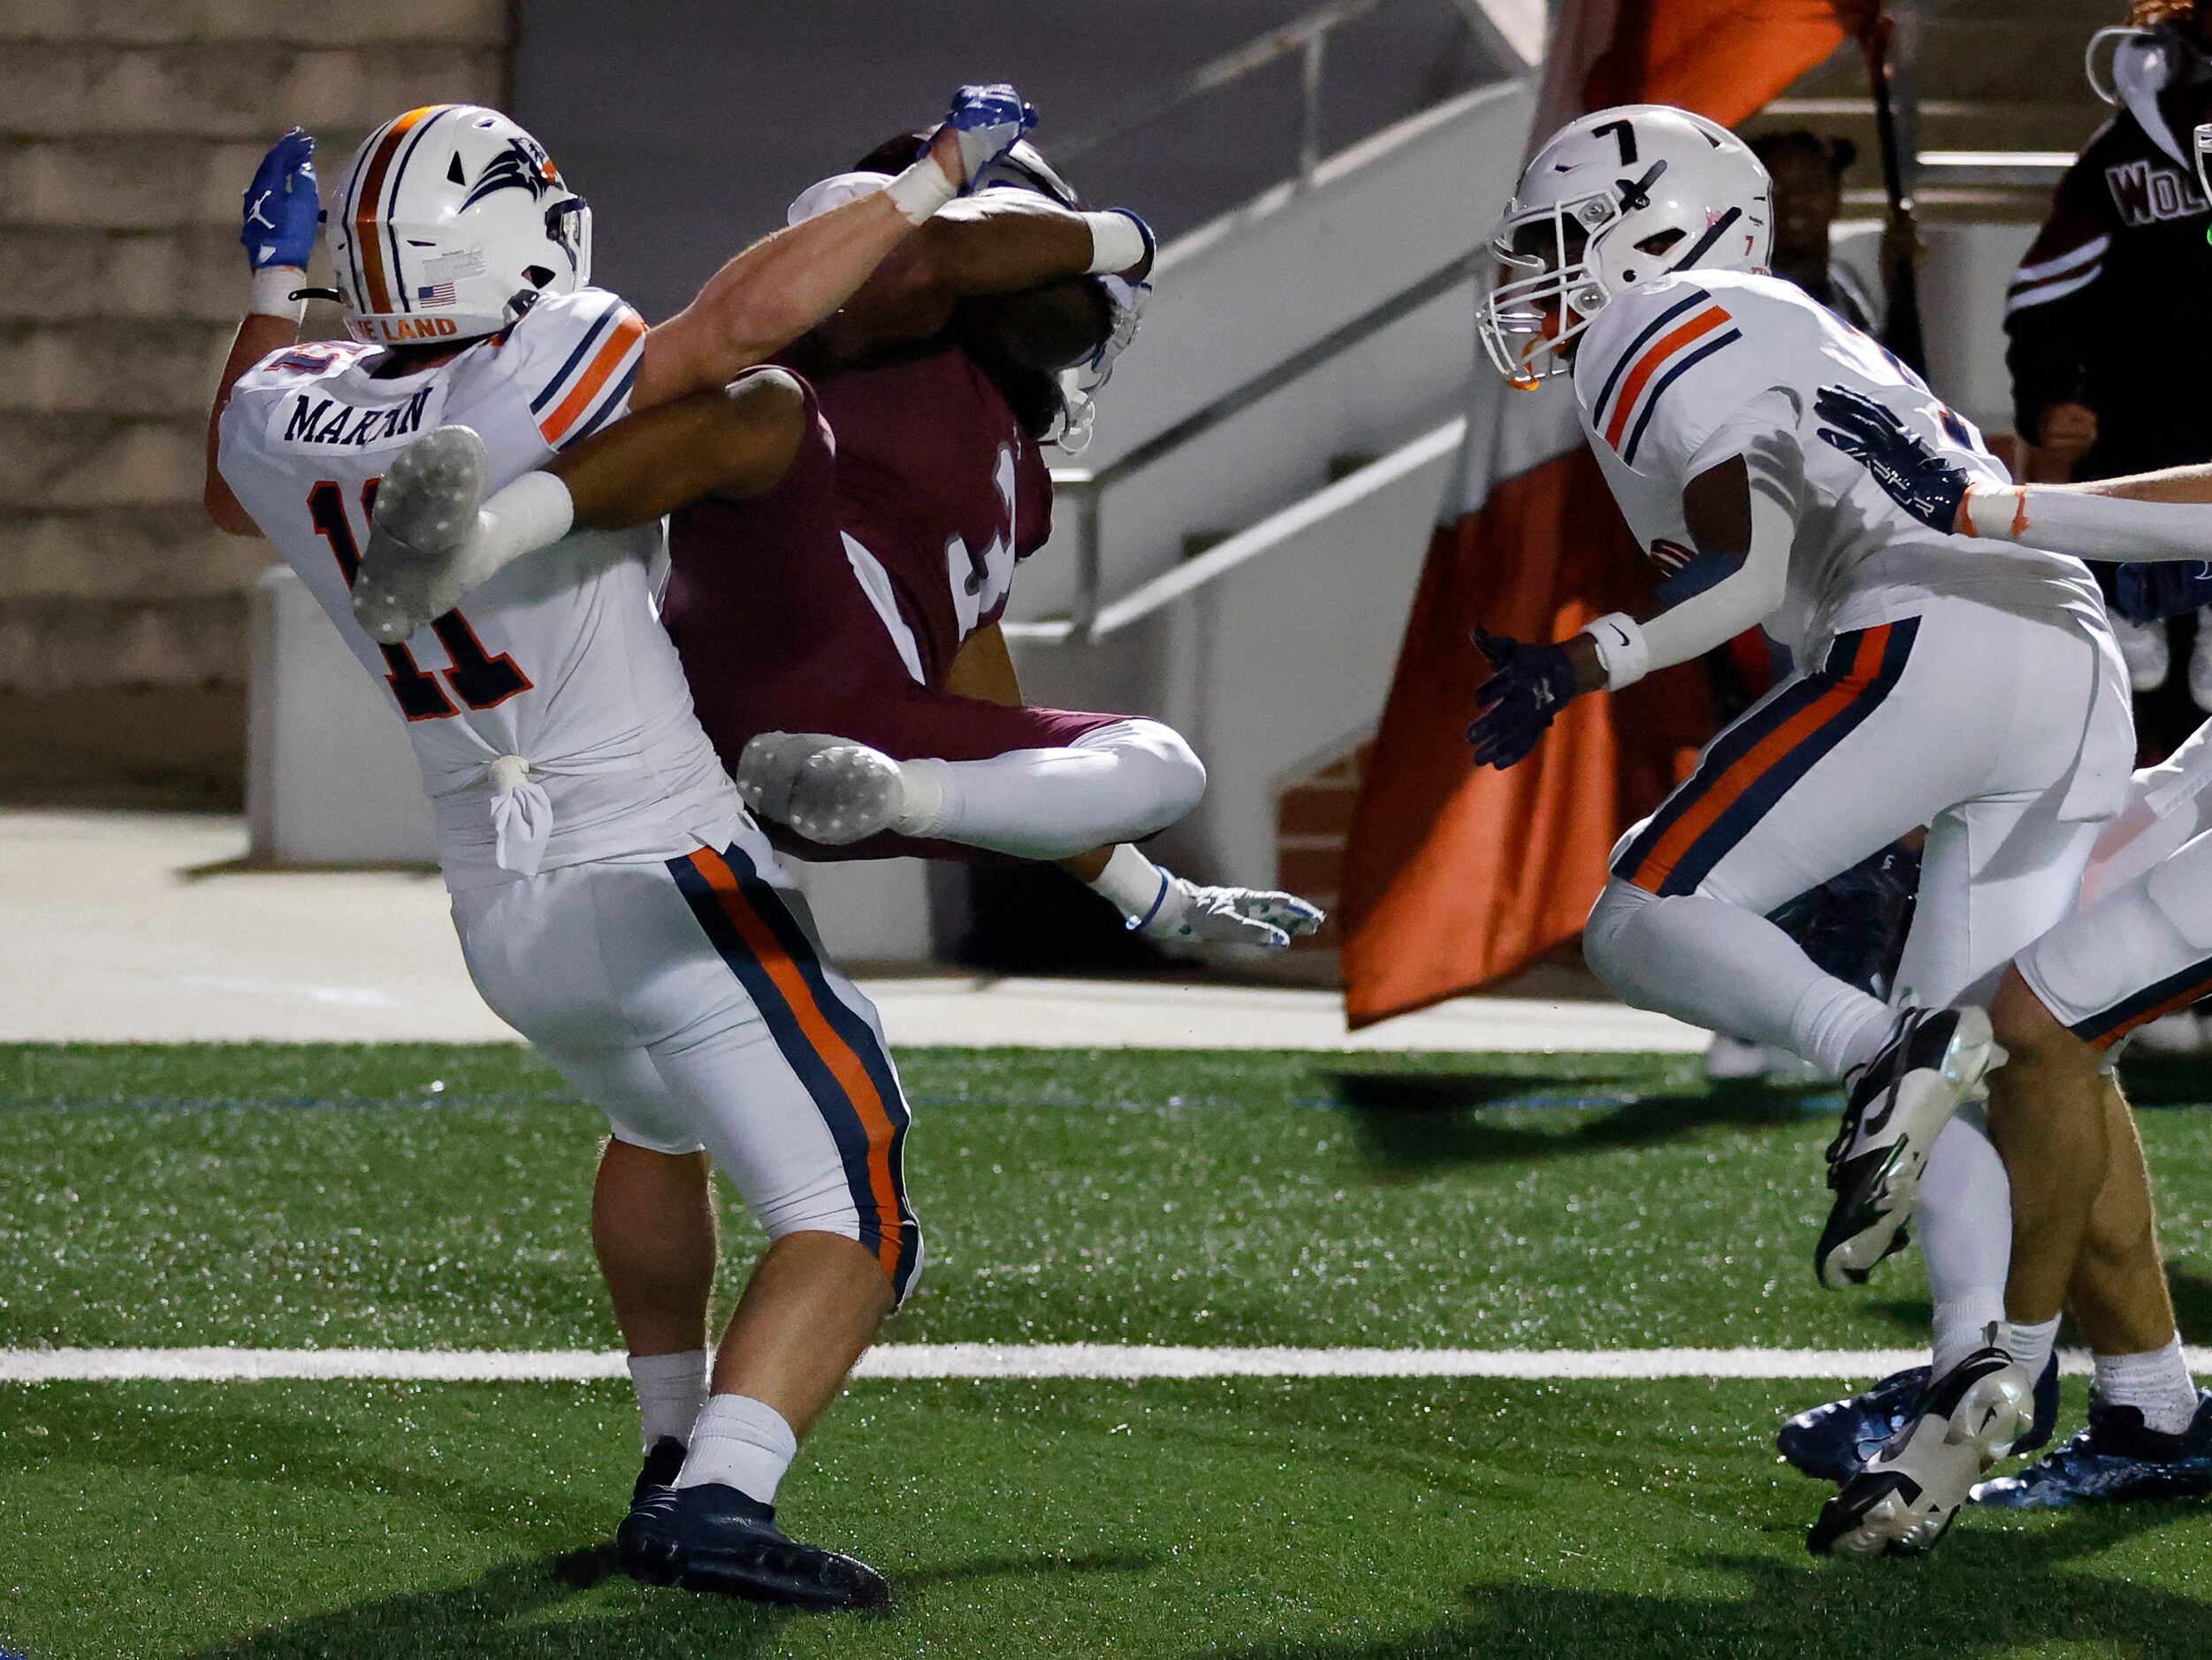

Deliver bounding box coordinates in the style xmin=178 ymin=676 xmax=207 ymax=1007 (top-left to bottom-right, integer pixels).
xmin=632 ymin=85 xmax=1035 ymax=411
xmin=1815 ymin=384 xmax=2212 ymax=561
xmin=349 ymin=372 xmax=810 ymax=643
xmin=205 ymin=129 xmax=320 ymax=535
xmin=806 ymin=194 xmax=1153 ymax=366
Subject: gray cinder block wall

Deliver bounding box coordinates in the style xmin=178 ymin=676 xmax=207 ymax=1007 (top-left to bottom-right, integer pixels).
xmin=0 ymin=1 xmax=508 ymax=742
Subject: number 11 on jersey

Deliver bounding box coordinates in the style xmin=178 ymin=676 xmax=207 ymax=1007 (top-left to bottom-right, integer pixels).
xmin=305 ymin=480 xmax=531 ymax=720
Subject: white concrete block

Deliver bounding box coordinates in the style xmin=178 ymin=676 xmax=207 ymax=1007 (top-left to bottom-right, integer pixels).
xmin=248 ymin=563 xmax=435 ymax=864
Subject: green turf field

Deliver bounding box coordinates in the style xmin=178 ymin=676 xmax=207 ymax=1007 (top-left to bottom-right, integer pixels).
xmin=4 ymin=1043 xmax=2211 ymax=1658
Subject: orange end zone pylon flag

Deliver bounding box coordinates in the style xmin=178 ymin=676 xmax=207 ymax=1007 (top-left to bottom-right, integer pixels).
xmin=1340 ymin=0 xmax=1878 ymax=1029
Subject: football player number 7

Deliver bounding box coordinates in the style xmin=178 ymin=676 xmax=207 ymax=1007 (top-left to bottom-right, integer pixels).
xmin=306 ymin=480 xmax=531 ymax=720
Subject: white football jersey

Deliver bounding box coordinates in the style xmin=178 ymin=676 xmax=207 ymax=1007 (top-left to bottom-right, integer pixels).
xmin=218 ymin=286 xmax=740 ymax=888
xmin=1571 ymin=269 xmax=2109 ymax=656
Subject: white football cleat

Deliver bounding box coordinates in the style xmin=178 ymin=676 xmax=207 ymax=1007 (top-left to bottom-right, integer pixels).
xmin=1816 ymin=1006 xmax=2001 ymax=1291
xmin=352 ymin=424 xmax=490 ymax=644
xmin=737 ymin=732 xmax=908 ymax=846
xmin=1809 ymin=1334 xmax=2032 ymax=1557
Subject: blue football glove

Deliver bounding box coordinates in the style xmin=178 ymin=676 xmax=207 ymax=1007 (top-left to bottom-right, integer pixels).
xmin=240 ymin=127 xmax=320 ymax=271
xmin=1467 ymin=628 xmax=1580 ymax=770
xmin=939 ymin=84 xmax=1038 ymax=188
xmin=2114 ymin=560 xmax=2212 ymax=624
xmin=1813 ymin=384 xmax=1968 ymax=535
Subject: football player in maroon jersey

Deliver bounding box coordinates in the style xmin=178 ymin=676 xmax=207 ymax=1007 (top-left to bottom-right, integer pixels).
xmin=364 ymin=133 xmax=1323 ymax=950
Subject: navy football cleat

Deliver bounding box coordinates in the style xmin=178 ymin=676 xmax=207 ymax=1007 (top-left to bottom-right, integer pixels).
xmin=619 ymin=1481 xmax=890 ymax=1610
xmin=1817 ymin=1006 xmax=2000 ymax=1290
xmin=1973 ymin=1390 xmax=2212 ymax=1508
xmin=1780 ymin=1355 xmax=2057 ymax=1485
xmin=631 ymin=1435 xmax=687 ymax=1508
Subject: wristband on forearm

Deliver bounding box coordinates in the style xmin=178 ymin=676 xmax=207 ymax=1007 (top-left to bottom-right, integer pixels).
xmin=883 ymin=156 xmax=957 ymax=226
xmin=1970 ymin=482 xmax=2212 ymax=563
xmin=1583 ymin=613 xmax=1651 ymax=691
xmin=248 ymin=266 xmax=307 ymax=324
xmin=1082 ymin=210 xmax=1149 ymax=275
xmin=1960 ymin=483 xmax=2028 ymax=541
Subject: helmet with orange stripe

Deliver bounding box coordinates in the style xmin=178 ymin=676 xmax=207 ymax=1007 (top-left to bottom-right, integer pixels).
xmin=328 ymin=104 xmax=592 ymax=347
xmin=1480 ymin=103 xmax=1772 ymax=387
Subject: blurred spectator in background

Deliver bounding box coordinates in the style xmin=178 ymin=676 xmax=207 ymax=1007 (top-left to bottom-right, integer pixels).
xmin=2007 ymin=0 xmax=2212 ymax=756
xmin=1751 ymin=130 xmax=1919 ymax=354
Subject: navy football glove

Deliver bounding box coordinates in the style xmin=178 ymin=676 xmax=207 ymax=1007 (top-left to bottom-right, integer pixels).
xmin=940 ymin=84 xmax=1038 ymax=188
xmin=1813 ymin=385 xmax=1968 ymax=535
xmin=240 ymin=126 xmax=319 ymax=271
xmin=1467 ymin=628 xmax=1579 ymax=770
xmin=2114 ymin=559 xmax=2212 ymax=624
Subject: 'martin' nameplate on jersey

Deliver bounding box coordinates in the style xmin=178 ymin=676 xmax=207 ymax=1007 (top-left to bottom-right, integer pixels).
xmin=268 ymin=384 xmax=446 ymax=453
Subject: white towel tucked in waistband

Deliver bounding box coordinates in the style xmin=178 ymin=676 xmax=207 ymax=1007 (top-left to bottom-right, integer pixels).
xmin=488 ymin=754 xmax=553 ymax=876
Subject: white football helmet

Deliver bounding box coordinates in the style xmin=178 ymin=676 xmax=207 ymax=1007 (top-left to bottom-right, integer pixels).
xmin=329 ymin=104 xmax=591 ymax=346
xmin=1479 ymin=103 xmax=1772 ymax=385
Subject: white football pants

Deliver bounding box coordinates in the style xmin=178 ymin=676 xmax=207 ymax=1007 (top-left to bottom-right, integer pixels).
xmin=451 ymin=813 xmax=922 ymax=1302
xmin=1585 ymin=596 xmax=2131 ymax=1342
xmin=2020 ymin=715 xmax=2212 ymax=1050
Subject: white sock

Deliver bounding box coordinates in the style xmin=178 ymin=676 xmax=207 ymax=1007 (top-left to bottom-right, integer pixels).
xmin=890 ymin=758 xmax=951 ymax=838
xmin=1792 ymin=978 xmax=1897 ymax=1081
xmin=1916 ymin=1109 xmax=2015 ymax=1382
xmin=1932 ymin=1293 xmax=2008 ymax=1378
xmin=1581 ymin=879 xmax=1890 ymax=1075
xmin=2094 ymin=1336 xmax=2200 ymax=1435
xmin=1087 ymin=843 xmax=1171 ymax=927
xmin=2005 ymin=1314 xmax=2063 ymax=1384
xmin=626 ymin=1348 xmax=710 ymax=1451
xmin=888 ymin=720 xmax=1205 ymax=860
xmin=457 ymin=468 xmax=574 ymax=588
xmin=675 ymin=1392 xmax=799 ymax=1504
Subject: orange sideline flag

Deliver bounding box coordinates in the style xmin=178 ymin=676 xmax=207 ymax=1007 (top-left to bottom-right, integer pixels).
xmin=1340 ymin=0 xmax=1874 ymax=1029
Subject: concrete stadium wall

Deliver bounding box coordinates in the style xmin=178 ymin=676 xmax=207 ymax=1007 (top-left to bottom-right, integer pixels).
xmin=0 ymin=0 xmax=510 ymax=703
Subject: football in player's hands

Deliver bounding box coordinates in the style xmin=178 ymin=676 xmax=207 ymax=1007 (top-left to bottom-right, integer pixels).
xmin=939 ymin=84 xmax=1038 ymax=187
xmin=1812 ymin=385 xmax=1968 ymax=535
xmin=241 ymin=126 xmax=320 ymax=272
xmin=1466 ymin=628 xmax=1578 ymax=770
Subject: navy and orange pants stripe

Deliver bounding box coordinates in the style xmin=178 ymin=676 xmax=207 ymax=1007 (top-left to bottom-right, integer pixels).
xmin=1614 ymin=619 xmax=1919 ymax=898
xmin=670 ymin=842 xmax=921 ymax=1301
xmin=2068 ymin=955 xmax=2212 ymax=1053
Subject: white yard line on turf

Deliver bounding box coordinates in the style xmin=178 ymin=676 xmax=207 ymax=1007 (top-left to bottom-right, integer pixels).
xmin=7 ymin=1344 xmax=2208 ymax=1384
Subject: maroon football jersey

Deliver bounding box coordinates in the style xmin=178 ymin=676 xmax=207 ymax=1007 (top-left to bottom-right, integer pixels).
xmin=662 ymin=349 xmax=1112 ymax=865
xmin=818 ymin=346 xmax=1054 ymax=682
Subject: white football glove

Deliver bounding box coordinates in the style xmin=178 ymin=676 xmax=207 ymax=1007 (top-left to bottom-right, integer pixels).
xmin=1141 ymin=875 xmax=1324 ymax=949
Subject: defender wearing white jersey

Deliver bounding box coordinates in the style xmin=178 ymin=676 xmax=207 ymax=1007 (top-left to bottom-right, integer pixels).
xmin=1802 ymin=316 xmax=2212 ymax=1506
xmin=1468 ymin=104 xmax=2133 ymax=1557
xmin=207 ymin=93 xmax=1036 ymax=1608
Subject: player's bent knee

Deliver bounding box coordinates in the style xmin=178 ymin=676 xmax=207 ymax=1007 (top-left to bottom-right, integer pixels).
xmin=757 ymin=1193 xmax=926 ymax=1307
xmin=1581 ymin=878 xmax=1660 ymax=1001
xmin=1091 ymin=718 xmax=1208 ymax=826
xmin=1990 ymin=965 xmax=2091 ymax=1077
